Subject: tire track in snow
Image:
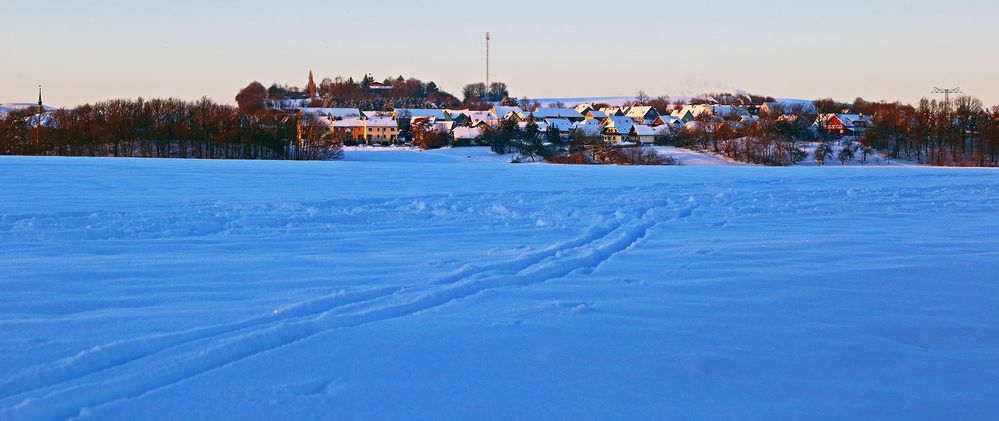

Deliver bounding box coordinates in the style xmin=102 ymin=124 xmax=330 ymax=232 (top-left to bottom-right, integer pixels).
xmin=0 ymin=202 xmax=700 ymax=420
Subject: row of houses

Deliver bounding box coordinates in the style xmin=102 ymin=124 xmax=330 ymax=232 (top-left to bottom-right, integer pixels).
xmin=302 ymin=100 xmax=871 ymax=145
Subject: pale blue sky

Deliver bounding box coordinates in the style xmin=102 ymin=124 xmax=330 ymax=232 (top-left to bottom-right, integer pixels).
xmin=3 ymin=0 xmax=997 ymax=106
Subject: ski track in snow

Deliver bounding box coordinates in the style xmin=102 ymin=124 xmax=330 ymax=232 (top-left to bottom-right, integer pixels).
xmin=1 ymin=193 xmax=699 ymax=420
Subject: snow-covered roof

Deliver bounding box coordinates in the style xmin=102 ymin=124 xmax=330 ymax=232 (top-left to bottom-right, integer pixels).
xmin=603 ymin=115 xmax=635 ymax=134
xmin=331 ymin=118 xmax=398 ymax=128
xmin=446 ymin=109 xmax=472 ymax=119
xmin=586 ymin=110 xmax=608 ymax=119
xmin=362 ymin=110 xmax=392 ymax=119
xmin=467 ymin=111 xmax=495 ymax=121
xmin=302 ymin=107 xmax=362 ymax=120
xmin=625 ymin=106 xmax=659 ymax=120
xmin=834 ymin=114 xmax=873 ymax=128
xmin=674 ymin=105 xmax=709 ymax=118
xmin=529 ymin=108 xmax=584 ymax=120
xmin=395 ymin=108 xmax=449 ymax=120
xmin=491 ymin=106 xmax=523 ymax=119
xmin=518 ymin=121 xmax=550 ymax=132
xmin=1 ymin=103 xmax=57 ymax=115
xmin=654 ymin=115 xmax=684 ymax=126
xmin=600 ymin=107 xmax=627 ymax=116
xmin=545 ymin=118 xmax=574 ymax=132
xmin=631 ymin=124 xmax=655 ymax=136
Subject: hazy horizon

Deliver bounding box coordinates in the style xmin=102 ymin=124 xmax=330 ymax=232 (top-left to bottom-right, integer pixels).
xmin=3 ymin=0 xmax=997 ymax=107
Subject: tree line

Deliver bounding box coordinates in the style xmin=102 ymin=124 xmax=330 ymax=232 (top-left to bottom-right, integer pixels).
xmin=653 ymin=93 xmax=999 ymax=167
xmin=243 ymin=74 xmax=462 ymax=112
xmin=0 ymin=98 xmax=341 ymax=160
xmin=855 ymin=97 xmax=999 ymax=166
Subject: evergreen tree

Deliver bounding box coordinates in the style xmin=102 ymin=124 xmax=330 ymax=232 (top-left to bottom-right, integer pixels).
xmin=814 ymin=142 xmax=834 ymax=165
xmin=838 ymin=142 xmax=856 ymax=164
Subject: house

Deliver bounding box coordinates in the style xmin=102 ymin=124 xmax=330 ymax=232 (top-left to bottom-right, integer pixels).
xmin=490 ymin=106 xmax=524 ymax=121
xmin=819 ymin=113 xmax=873 ymax=135
xmin=653 ymin=115 xmax=685 ymax=129
xmin=452 ymin=126 xmax=483 ymax=142
xmin=470 ymin=113 xmax=499 ymax=128
xmin=603 ymin=116 xmax=636 ymax=144
xmin=530 ymin=107 xmax=585 ymax=122
xmin=625 ymin=106 xmax=660 ymax=124
xmin=331 ymin=118 xmax=399 ymax=145
xmin=445 ymin=110 xmax=472 ymax=127
xmin=630 ymin=124 xmax=657 ymax=144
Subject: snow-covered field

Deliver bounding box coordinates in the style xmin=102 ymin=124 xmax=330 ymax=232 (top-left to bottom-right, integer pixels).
xmin=2 ymin=153 xmax=999 ymax=419
xmin=344 ymin=146 xmax=741 ymax=166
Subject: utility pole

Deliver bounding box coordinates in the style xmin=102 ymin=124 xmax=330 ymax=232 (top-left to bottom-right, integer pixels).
xmin=485 ymin=32 xmax=491 ymax=87
xmin=932 ymin=87 xmax=962 ymax=108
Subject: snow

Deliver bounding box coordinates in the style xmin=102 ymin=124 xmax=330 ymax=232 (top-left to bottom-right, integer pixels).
xmin=342 ymin=146 xmax=511 ymax=164
xmin=652 ymin=146 xmax=747 ymax=166
xmin=2 ymin=154 xmax=998 ymax=419
xmin=0 ymin=103 xmax=56 ymax=114
xmin=797 ymin=139 xmax=917 ymax=166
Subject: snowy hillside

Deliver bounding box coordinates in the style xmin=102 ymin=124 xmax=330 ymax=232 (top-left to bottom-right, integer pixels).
xmin=2 ymin=155 xmax=998 ymax=419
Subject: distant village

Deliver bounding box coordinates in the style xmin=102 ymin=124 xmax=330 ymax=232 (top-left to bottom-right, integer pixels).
xmin=256 ymin=72 xmax=873 ymax=147
xmin=289 ymin=101 xmax=872 ymax=146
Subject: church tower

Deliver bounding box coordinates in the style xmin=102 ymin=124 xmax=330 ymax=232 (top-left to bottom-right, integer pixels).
xmin=307 ymin=70 xmax=317 ymax=99
xmin=35 ymin=85 xmax=43 ymax=147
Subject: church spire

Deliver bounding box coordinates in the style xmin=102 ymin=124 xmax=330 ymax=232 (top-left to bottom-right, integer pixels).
xmin=35 ymin=85 xmax=43 ymax=147
xmin=307 ymin=70 xmax=317 ymax=99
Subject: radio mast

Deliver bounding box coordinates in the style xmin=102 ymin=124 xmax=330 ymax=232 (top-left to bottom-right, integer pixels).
xmin=931 ymin=87 xmax=962 ymax=107
xmin=485 ymin=32 xmax=491 ymax=87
